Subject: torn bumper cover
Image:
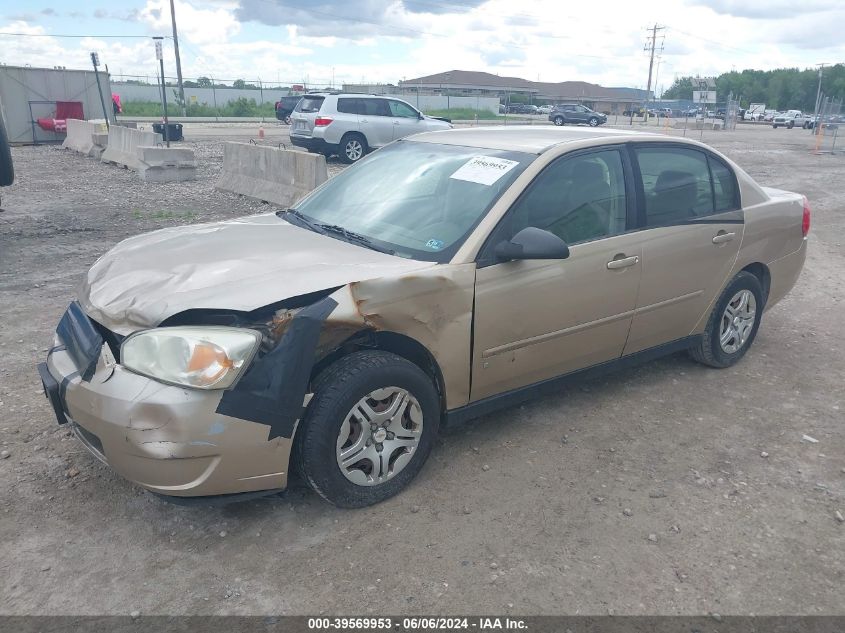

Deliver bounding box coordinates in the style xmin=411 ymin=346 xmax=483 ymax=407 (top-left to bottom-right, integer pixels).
xmin=36 ymin=303 xmax=326 ymax=498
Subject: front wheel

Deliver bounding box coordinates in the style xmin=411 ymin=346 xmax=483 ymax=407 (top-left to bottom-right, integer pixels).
xmin=553 ymin=116 xmax=564 ymax=126
xmin=588 ymin=117 xmax=600 ymax=127
xmin=296 ymin=351 xmax=440 ymax=508
xmin=339 ymin=133 xmax=367 ymax=164
xmin=689 ymin=271 xmax=764 ymax=368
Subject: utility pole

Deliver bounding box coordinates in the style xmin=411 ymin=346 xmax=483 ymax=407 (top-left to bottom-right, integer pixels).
xmin=643 ymin=24 xmax=665 ymax=124
xmin=169 ymin=0 xmax=187 ymax=116
xmin=90 ymin=52 xmax=110 ymax=129
xmin=812 ymin=63 xmax=826 ymax=133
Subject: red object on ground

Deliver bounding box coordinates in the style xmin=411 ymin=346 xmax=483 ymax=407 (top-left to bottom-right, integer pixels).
xmin=55 ymin=101 xmax=84 ymax=120
xmin=112 ymin=93 xmax=122 ymax=114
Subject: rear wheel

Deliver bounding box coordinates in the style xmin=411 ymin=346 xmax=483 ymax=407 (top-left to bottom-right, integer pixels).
xmin=690 ymin=271 xmax=764 ymax=368
xmin=339 ymin=133 xmax=367 ymax=164
xmin=553 ymin=116 xmax=564 ymax=126
xmin=296 ymin=351 xmax=440 ymax=507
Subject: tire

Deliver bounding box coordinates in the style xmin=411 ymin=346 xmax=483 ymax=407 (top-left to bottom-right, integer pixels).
xmin=772 ymin=124 xmax=778 ymax=129
xmin=689 ymin=271 xmax=764 ymax=369
xmin=339 ymin=133 xmax=367 ymax=164
xmin=295 ymin=351 xmax=440 ymax=508
xmin=553 ymin=116 xmax=564 ymax=126
xmin=588 ymin=117 xmax=600 ymax=127
xmin=284 ymin=115 xmax=292 ymax=126
xmin=787 ymin=122 xmax=794 ymax=129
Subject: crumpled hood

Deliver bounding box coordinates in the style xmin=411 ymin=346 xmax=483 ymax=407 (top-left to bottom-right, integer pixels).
xmin=80 ymin=213 xmax=433 ymax=334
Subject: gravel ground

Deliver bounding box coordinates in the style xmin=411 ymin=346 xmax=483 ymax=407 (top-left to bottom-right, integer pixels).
xmin=0 ymin=124 xmax=842 ymax=616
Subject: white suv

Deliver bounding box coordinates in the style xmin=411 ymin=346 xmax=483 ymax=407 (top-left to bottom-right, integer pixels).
xmin=289 ymin=93 xmax=453 ymax=163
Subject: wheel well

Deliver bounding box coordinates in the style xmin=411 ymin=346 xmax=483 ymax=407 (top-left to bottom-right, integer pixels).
xmin=741 ymin=262 xmax=771 ymax=303
xmin=311 ymin=330 xmax=447 ymax=412
xmin=341 ymin=131 xmax=367 ymax=147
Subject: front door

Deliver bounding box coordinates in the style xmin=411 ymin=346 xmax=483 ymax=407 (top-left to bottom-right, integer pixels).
xmin=623 ymin=144 xmax=744 ymax=354
xmin=471 ymin=147 xmax=641 ymax=401
xmin=388 ymin=99 xmax=425 ymax=140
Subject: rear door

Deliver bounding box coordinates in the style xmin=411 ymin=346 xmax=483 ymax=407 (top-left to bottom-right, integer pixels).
xmin=388 ymin=99 xmax=425 ymax=140
xmin=357 ymin=98 xmax=393 ymax=148
xmin=622 ymin=143 xmax=744 ymax=354
xmin=290 ymin=95 xmax=325 ymax=137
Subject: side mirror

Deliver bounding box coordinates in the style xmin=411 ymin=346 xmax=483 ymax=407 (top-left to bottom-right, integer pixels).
xmin=494 ymin=227 xmax=570 ymax=261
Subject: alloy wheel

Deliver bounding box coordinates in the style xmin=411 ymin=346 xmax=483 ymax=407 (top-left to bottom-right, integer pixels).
xmin=336 ymin=387 xmax=423 ymax=486
xmin=345 ymin=139 xmax=363 ymax=161
xmin=719 ymin=290 xmax=756 ymax=354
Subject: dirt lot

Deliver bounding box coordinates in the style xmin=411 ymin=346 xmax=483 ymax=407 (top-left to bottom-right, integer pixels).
xmin=0 ymin=123 xmax=842 ymax=616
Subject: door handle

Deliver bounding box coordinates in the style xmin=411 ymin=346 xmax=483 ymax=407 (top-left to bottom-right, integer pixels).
xmin=712 ymin=231 xmax=736 ymax=244
xmin=606 ymin=255 xmax=639 ymax=269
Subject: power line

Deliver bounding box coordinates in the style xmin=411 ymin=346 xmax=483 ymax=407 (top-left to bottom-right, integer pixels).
xmin=0 ymin=32 xmax=169 ymax=39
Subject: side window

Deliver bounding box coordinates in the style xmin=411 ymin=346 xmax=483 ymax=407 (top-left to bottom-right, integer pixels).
xmin=388 ymin=100 xmax=418 ymax=118
xmin=337 ymin=98 xmax=362 ymax=114
xmin=635 ymin=146 xmax=714 ymax=226
xmin=506 ymin=149 xmax=628 ymax=246
xmin=359 ymin=99 xmax=390 ymax=117
xmin=708 ymin=157 xmax=739 ymax=211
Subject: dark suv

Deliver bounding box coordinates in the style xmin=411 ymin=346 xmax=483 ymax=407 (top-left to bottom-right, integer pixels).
xmin=274 ymin=96 xmax=303 ymax=124
xmin=549 ymin=104 xmax=607 ymax=127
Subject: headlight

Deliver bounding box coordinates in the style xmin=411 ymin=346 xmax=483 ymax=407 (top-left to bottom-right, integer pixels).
xmin=121 ymin=327 xmax=261 ymax=389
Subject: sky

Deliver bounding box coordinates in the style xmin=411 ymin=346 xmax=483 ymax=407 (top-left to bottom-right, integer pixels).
xmin=0 ymin=0 xmax=843 ymax=92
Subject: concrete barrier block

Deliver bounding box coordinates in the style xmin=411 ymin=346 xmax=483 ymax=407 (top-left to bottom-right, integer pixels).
xmin=62 ymin=119 xmax=108 ymax=158
xmin=214 ymin=142 xmax=328 ymax=207
xmin=101 ymin=126 xmax=163 ymax=170
xmin=136 ymin=146 xmax=197 ymax=183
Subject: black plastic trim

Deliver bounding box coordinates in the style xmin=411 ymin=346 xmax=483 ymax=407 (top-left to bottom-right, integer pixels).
xmin=55 ymin=302 xmax=103 ymax=382
xmin=215 ymin=297 xmax=338 ymax=440
xmin=37 ymin=362 xmax=69 ymax=425
xmin=446 ymin=335 xmax=701 ymax=425
xmin=152 ymin=488 xmax=285 ymax=506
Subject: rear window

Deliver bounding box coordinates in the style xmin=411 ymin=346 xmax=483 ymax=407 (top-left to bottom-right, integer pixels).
xmin=295 ymin=96 xmax=324 ymax=113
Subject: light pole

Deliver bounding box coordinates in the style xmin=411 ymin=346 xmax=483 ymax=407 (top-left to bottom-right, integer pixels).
xmin=812 ymin=64 xmax=825 ymax=134
xmin=153 ymin=37 xmax=170 ymax=147
xmin=90 ymin=52 xmax=110 ymax=129
xmin=169 ymin=0 xmax=187 ymax=116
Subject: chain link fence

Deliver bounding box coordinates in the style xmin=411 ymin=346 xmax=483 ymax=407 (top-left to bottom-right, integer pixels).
xmin=812 ymin=96 xmax=843 ymax=154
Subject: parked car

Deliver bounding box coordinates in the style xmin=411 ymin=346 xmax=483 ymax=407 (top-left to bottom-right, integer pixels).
xmin=274 ymin=95 xmax=302 ymax=124
xmin=289 ymin=93 xmax=451 ymax=163
xmin=537 ymin=105 xmax=553 ymax=115
xmin=763 ymin=110 xmax=778 ymax=122
xmin=549 ymin=104 xmax=607 ymax=127
xmin=0 ymin=102 xmax=14 ymax=208
xmin=38 ymin=127 xmax=809 ymax=507
xmin=623 ymin=108 xmax=643 ymax=117
xmin=507 ymin=104 xmax=538 ymax=114
xmin=772 ymin=110 xmax=808 ymax=129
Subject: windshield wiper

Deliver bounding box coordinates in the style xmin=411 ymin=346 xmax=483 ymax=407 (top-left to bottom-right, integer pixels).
xmin=279 ymin=209 xmax=394 ymax=255
xmin=278 ymin=208 xmax=327 ymax=235
xmin=317 ymin=223 xmax=395 ymax=255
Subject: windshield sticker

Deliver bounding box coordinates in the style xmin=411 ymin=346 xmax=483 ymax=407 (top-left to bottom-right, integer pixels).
xmin=450 ymin=155 xmax=520 ymax=186
xmin=425 ymin=238 xmax=445 ymax=251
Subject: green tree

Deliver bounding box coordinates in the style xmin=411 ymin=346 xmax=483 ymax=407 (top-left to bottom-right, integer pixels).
xmin=232 ymin=79 xmax=246 ymax=89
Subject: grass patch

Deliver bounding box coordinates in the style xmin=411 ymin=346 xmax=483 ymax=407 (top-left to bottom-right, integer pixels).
xmin=121 ymin=99 xmax=276 ymax=118
xmin=423 ymin=108 xmax=501 ymax=120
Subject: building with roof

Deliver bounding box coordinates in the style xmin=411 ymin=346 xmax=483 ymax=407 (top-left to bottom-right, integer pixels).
xmin=397 ymin=70 xmax=651 ymax=114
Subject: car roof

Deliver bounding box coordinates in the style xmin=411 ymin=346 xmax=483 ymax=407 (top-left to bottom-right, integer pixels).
xmin=408 ymin=126 xmax=663 ymax=154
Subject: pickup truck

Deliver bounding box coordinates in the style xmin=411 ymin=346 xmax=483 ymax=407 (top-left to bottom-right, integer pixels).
xmin=772 ymin=110 xmax=807 ymax=129
xmin=274 ymin=96 xmax=303 ymax=124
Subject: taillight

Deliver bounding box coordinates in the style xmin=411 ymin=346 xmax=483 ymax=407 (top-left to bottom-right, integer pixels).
xmin=802 ymin=196 xmax=811 ymax=237
xmin=314 ymin=117 xmax=333 ymax=127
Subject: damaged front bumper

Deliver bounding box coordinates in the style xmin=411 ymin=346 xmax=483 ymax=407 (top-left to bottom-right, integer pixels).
xmin=38 ymin=310 xmax=296 ymax=499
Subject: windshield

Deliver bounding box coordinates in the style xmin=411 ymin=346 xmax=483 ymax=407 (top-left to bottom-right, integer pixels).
xmin=290 ymin=141 xmax=535 ymax=262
